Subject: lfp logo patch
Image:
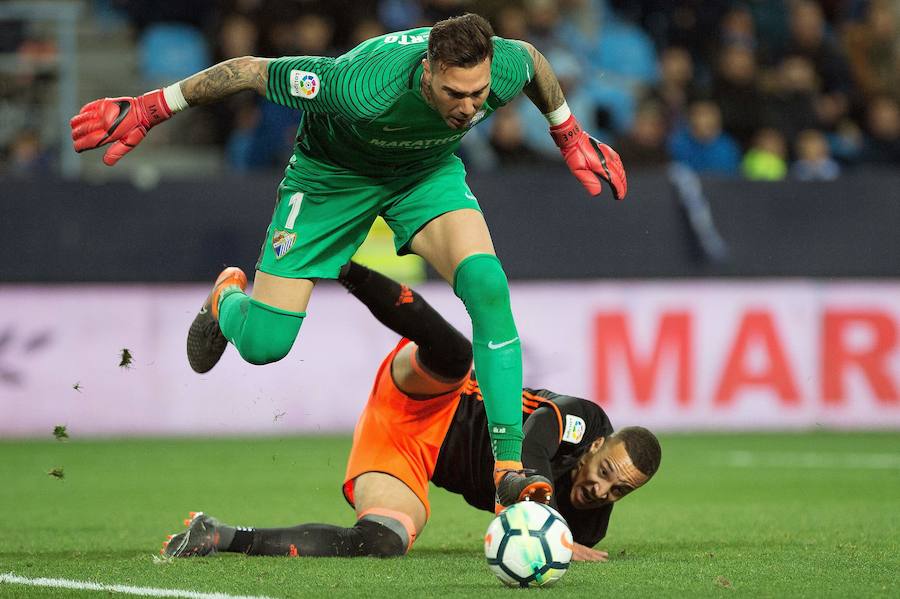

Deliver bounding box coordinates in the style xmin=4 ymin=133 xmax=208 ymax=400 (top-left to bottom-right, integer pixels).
xmin=272 ymin=229 xmax=297 ymax=259
xmin=562 ymin=415 xmax=586 ymax=444
xmin=290 ymin=70 xmax=319 ymax=99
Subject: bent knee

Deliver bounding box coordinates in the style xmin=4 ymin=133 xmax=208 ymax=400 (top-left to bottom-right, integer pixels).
xmin=235 ymin=299 xmax=304 ymax=364
xmin=237 ymin=341 xmax=294 ymax=365
xmin=453 ymin=254 xmax=510 ymax=308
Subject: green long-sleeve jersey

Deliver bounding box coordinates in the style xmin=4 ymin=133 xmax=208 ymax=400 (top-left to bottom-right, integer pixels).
xmin=266 ymin=27 xmax=534 ymax=180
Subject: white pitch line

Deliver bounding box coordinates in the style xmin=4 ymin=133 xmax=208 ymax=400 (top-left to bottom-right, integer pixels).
xmin=0 ymin=573 xmax=278 ymax=599
xmin=724 ymin=451 xmax=900 ymax=470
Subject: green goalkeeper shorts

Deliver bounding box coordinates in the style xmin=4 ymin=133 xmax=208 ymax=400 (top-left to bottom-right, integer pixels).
xmin=256 ymin=153 xmax=482 ymax=279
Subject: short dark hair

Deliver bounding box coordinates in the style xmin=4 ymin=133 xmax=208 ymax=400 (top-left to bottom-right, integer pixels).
xmin=428 ymin=13 xmax=494 ymax=69
xmin=612 ymin=426 xmax=662 ymax=478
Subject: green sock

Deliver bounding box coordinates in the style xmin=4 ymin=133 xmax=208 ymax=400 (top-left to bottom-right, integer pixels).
xmin=218 ymin=291 xmax=305 ymax=365
xmin=453 ymin=254 xmax=524 ymax=462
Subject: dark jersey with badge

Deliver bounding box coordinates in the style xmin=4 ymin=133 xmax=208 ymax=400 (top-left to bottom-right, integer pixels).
xmin=431 ymin=375 xmax=615 ymax=547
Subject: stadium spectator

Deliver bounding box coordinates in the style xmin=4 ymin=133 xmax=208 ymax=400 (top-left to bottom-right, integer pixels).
xmin=217 ymin=13 xmax=259 ymax=60
xmin=350 ymin=18 xmax=388 ymax=47
xmin=611 ymin=0 xmax=729 ymax=61
xmin=558 ymin=0 xmax=658 ymax=134
xmin=111 ymin=0 xmax=217 ymax=32
xmin=859 ymin=95 xmax=900 ymax=165
xmin=0 ymin=21 xmax=58 ymax=170
xmin=225 ymin=99 xmax=300 ymax=171
xmin=842 ymin=0 xmax=900 ymax=104
xmin=828 ymin=117 xmax=865 ymax=164
xmin=712 ymin=42 xmax=765 ymax=149
xmin=613 ymin=99 xmax=669 ymax=167
xmin=522 ymin=0 xmax=568 ymax=57
xmin=762 ymin=55 xmax=823 ymax=146
xmin=488 ymin=102 xmax=545 ymax=166
xmin=654 ymin=46 xmax=698 ymax=126
xmin=668 ymin=99 xmax=740 ymax=175
xmin=421 ymin=0 xmax=471 ymax=23
xmin=791 ymin=128 xmax=840 ymax=181
xmin=224 ymin=103 xmax=260 ymax=170
xmin=741 ymin=127 xmax=788 ymax=181
xmin=717 ymin=4 xmax=757 ymax=55
xmin=738 ymin=0 xmax=790 ymax=66
xmin=263 ymin=11 xmax=337 ymax=56
xmin=492 ymin=3 xmax=529 ymax=41
xmin=377 ymin=0 xmax=426 ymax=31
xmin=776 ymin=0 xmax=851 ymax=128
xmin=6 ymin=128 xmax=51 ymax=177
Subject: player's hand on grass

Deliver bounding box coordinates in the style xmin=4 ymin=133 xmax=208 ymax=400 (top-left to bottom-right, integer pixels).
xmin=571 ymin=542 xmax=609 ymax=562
xmin=70 ymin=90 xmax=173 ymax=166
xmin=550 ymin=115 xmax=627 ymax=200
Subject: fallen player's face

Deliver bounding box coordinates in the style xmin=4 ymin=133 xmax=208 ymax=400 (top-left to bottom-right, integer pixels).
xmin=422 ymin=58 xmax=491 ymax=130
xmin=569 ymin=438 xmax=649 ymax=510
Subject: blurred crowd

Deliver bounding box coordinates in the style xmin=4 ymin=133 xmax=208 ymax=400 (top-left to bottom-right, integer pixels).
xmin=0 ymin=13 xmax=59 ymax=176
xmin=2 ymin=0 xmax=898 ymax=178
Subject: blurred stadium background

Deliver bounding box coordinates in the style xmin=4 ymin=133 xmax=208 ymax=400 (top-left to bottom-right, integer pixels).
xmin=1 ymin=0 xmax=897 ymax=437
xmin=1 ymin=1 xmax=898 ymax=596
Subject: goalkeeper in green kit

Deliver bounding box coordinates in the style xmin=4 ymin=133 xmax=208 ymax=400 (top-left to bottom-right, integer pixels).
xmin=70 ymin=14 xmax=627 ymax=509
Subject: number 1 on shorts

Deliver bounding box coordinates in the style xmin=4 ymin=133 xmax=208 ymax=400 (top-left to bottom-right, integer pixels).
xmin=286 ymin=192 xmax=304 ymax=229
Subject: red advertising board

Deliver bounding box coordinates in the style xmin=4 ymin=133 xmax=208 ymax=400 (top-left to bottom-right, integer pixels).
xmin=1 ymin=281 xmax=897 ymax=436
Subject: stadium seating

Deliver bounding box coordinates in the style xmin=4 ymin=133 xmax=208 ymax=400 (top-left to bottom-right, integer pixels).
xmin=138 ymin=22 xmax=210 ymax=86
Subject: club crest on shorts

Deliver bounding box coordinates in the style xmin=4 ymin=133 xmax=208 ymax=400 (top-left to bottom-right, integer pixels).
xmin=272 ymin=229 xmax=297 ymax=259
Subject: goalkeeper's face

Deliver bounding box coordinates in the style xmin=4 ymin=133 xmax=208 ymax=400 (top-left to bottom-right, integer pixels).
xmin=422 ymin=57 xmax=491 ymax=130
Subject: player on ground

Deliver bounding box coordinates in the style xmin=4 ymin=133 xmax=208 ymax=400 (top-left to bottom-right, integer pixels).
xmin=70 ymin=14 xmax=628 ymax=508
xmin=161 ymin=262 xmax=661 ymax=562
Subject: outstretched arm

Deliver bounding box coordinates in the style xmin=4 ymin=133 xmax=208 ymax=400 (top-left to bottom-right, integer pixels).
xmin=517 ymin=41 xmax=628 ymax=200
xmin=178 ymin=56 xmax=271 ymax=105
xmin=71 ymin=56 xmax=271 ymax=165
xmin=74 ymin=47 xmax=403 ymax=165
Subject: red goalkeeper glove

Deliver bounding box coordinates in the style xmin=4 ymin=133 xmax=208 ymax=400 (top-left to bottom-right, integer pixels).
xmin=70 ymin=90 xmax=173 ymax=166
xmin=550 ymin=115 xmax=627 ymax=200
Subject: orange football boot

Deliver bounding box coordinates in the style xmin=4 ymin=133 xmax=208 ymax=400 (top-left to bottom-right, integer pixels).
xmin=186 ymin=267 xmax=247 ymax=373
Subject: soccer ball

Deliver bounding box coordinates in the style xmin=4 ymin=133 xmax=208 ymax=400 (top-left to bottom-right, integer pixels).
xmin=484 ymin=501 xmax=573 ymax=587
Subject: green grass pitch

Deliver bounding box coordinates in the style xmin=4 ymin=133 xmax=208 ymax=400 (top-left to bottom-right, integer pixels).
xmin=1 ymin=432 xmax=897 ymax=598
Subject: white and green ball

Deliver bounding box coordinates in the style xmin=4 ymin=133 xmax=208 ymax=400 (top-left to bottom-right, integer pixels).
xmin=484 ymin=501 xmax=573 ymax=587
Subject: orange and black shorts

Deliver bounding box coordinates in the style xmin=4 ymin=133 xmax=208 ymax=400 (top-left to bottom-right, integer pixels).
xmin=343 ymin=338 xmax=464 ymax=518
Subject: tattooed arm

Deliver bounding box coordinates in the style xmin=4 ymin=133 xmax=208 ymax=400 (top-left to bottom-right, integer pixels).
xmin=516 ymin=41 xmax=628 ymax=200
xmin=519 ymin=41 xmax=566 ymax=114
xmin=179 ymin=56 xmax=272 ymax=106
xmin=70 ymin=56 xmax=273 ymax=165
